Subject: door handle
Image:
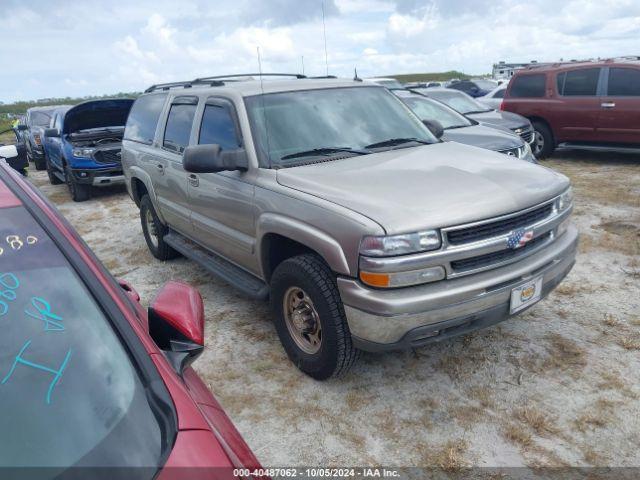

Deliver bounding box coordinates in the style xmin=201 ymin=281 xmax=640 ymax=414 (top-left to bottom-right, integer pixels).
xmin=188 ymin=174 xmax=199 ymax=187
xmin=601 ymin=102 xmax=616 ymax=109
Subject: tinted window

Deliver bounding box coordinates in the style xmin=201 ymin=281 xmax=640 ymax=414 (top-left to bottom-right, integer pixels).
xmin=416 ymin=89 xmax=490 ymax=114
xmin=400 ymin=96 xmax=472 ymax=129
xmin=198 ymin=104 xmax=240 ymax=149
xmin=608 ymin=68 xmax=640 ymax=96
xmin=0 ymin=206 xmax=164 ymax=475
xmin=561 ymin=68 xmax=600 ymax=96
xmin=163 ymin=100 xmax=197 ymax=153
xmin=29 ymin=112 xmax=52 ymax=127
xmin=510 ymin=74 xmax=546 ymax=98
xmin=124 ymin=93 xmax=167 ymax=145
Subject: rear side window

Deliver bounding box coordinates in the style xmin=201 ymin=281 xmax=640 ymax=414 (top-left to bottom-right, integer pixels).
xmin=124 ymin=93 xmax=168 ymax=145
xmin=198 ymin=104 xmax=240 ymax=149
xmin=559 ymin=68 xmax=600 ymax=96
xmin=163 ymin=97 xmax=198 ymax=154
xmin=608 ymin=68 xmax=640 ymax=96
xmin=509 ymin=74 xmax=546 ymax=98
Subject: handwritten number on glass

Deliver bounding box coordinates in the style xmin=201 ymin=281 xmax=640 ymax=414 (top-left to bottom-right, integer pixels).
xmin=24 ymin=298 xmax=64 ymax=332
xmin=0 ymin=273 xmax=20 ymax=317
xmin=1 ymin=340 xmax=72 ymax=405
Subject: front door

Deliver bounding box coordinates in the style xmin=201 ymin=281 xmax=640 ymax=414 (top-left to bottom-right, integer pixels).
xmin=187 ymin=98 xmax=256 ymax=270
xmin=597 ymin=66 xmax=640 ymax=145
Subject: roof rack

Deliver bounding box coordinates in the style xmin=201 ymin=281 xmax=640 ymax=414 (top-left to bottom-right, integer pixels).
xmin=193 ymin=73 xmax=306 ymax=82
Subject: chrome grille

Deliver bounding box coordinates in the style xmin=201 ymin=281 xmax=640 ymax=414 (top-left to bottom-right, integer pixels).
xmin=512 ymin=126 xmax=534 ymax=144
xmin=93 ymin=149 xmax=122 ymax=165
xmin=451 ymin=232 xmax=552 ymax=273
xmin=446 ymin=203 xmax=554 ymax=245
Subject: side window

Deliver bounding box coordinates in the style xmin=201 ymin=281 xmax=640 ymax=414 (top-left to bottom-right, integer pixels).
xmin=493 ymin=89 xmax=505 ymax=99
xmin=163 ymin=97 xmax=198 ymax=154
xmin=556 ymin=72 xmax=566 ymax=94
xmin=608 ymin=68 xmax=640 ymax=96
xmin=124 ymin=93 xmax=168 ymax=145
xmin=561 ymin=68 xmax=600 ymax=96
xmin=509 ymin=74 xmax=546 ymax=98
xmin=198 ymin=104 xmax=240 ymax=149
xmin=54 ymin=115 xmax=62 ymax=130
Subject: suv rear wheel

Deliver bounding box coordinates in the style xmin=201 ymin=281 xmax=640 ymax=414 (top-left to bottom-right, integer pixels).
xmin=532 ymin=120 xmax=555 ymax=159
xmin=140 ymin=195 xmax=179 ymax=260
xmin=270 ymin=254 xmax=359 ymax=380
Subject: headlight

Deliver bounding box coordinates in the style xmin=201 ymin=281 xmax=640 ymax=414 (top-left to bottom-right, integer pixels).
xmin=519 ymin=142 xmax=534 ymax=160
xmin=72 ymin=148 xmax=95 ymax=158
xmin=360 ymin=230 xmax=441 ymax=257
xmin=557 ymin=187 xmax=573 ymax=212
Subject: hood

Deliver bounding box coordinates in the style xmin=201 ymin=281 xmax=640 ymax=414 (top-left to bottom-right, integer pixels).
xmin=63 ymin=99 xmax=134 ymax=135
xmin=466 ymin=109 xmax=530 ymax=130
xmin=276 ymin=142 xmax=568 ymax=234
xmin=442 ymin=124 xmax=523 ymax=152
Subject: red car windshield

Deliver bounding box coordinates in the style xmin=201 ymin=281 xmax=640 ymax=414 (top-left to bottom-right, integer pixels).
xmin=0 ymin=205 xmax=165 ymax=476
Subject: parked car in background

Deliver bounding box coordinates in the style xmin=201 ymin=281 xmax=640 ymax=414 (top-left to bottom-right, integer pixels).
xmin=501 ymin=59 xmax=640 ymax=158
xmin=43 ymin=99 xmax=133 ymax=201
xmin=363 ymin=77 xmax=404 ymax=88
xmin=0 ymin=125 xmax=29 ymax=174
xmin=123 ymin=75 xmax=577 ymax=380
xmin=23 ymin=106 xmax=62 ymax=170
xmin=0 ymin=161 xmax=262 ymax=476
xmin=406 ymin=81 xmax=444 ymax=89
xmin=412 ymin=87 xmax=535 ymax=146
xmin=447 ymin=78 xmax=498 ymax=97
xmin=392 ymin=89 xmax=535 ymax=162
xmin=478 ymin=84 xmax=507 ymax=110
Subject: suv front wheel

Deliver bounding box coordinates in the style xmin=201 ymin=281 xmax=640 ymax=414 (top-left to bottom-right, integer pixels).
xmin=270 ymin=254 xmax=359 ymax=380
xmin=65 ymin=166 xmax=91 ymax=202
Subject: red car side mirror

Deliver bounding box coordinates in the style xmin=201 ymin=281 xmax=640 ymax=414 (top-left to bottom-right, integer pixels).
xmin=148 ymin=281 xmax=205 ymax=374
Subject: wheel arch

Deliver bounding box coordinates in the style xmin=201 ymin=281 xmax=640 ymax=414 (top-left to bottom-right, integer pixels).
xmin=127 ymin=167 xmax=166 ymax=224
xmin=528 ymin=116 xmax=556 ymax=146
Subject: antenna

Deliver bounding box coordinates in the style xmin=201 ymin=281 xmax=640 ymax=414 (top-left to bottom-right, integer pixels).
xmin=353 ymin=67 xmax=362 ymax=82
xmin=301 ymin=55 xmax=305 ymax=76
xmin=322 ymin=1 xmax=329 ymax=76
xmin=257 ymin=47 xmax=272 ymax=168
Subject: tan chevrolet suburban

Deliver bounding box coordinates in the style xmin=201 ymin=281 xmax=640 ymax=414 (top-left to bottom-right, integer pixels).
xmin=122 ymin=74 xmax=578 ymax=379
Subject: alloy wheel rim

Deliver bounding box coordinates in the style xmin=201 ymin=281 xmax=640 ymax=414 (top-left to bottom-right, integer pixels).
xmin=283 ymin=286 xmax=322 ymax=354
xmin=145 ymin=209 xmax=159 ymax=248
xmin=533 ymin=131 xmax=545 ymax=156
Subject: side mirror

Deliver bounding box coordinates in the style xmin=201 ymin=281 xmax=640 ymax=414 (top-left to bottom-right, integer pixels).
xmin=183 ymin=144 xmax=248 ymax=173
xmin=423 ymin=119 xmax=445 ymax=139
xmin=0 ymin=145 xmax=19 ymax=159
xmin=16 ymin=125 xmax=28 ymax=131
xmin=44 ymin=128 xmax=60 ymax=138
xmin=148 ymin=281 xmax=205 ymax=374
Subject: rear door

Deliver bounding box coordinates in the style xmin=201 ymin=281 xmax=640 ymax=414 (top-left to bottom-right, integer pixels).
xmin=152 ymin=95 xmax=199 ymax=236
xmin=187 ymin=97 xmax=256 ymax=268
xmin=552 ymin=67 xmax=602 ymax=142
xmin=597 ymin=66 xmax=640 ymax=144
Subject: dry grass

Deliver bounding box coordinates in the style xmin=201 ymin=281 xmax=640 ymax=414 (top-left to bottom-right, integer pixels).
xmin=420 ymin=439 xmax=469 ymax=471
xmin=596 ymin=370 xmax=637 ymax=399
xmin=466 ymin=385 xmax=494 ymax=409
xmin=602 ymin=313 xmax=620 ymax=327
xmin=574 ymin=399 xmax=617 ymax=433
xmin=515 ymin=406 xmax=560 ymax=437
xmin=619 ymin=336 xmax=640 ymax=351
xmin=542 ymin=333 xmax=587 ymax=375
xmin=502 ymin=423 xmax=533 ymax=448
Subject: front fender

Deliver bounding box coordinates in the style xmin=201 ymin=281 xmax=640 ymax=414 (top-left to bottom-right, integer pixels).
xmin=256 ymin=213 xmax=351 ymax=277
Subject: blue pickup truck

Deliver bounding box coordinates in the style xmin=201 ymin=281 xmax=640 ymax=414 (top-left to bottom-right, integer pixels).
xmin=43 ymin=99 xmax=134 ymax=201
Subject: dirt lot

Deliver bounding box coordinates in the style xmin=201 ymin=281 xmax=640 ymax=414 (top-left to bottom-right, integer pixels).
xmin=27 ymin=150 xmax=640 ymax=469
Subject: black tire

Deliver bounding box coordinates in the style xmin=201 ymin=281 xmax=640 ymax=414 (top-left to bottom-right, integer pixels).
xmin=270 ymin=254 xmax=359 ymax=380
xmin=34 ymin=156 xmax=47 ymax=171
xmin=140 ymin=195 xmax=179 ymax=260
xmin=46 ymin=156 xmax=63 ymax=185
xmin=65 ymin=165 xmax=91 ymax=202
xmin=532 ymin=120 xmax=555 ymax=159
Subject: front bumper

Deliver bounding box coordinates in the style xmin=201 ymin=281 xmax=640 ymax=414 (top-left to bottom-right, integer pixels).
xmin=69 ymin=166 xmax=124 ymax=187
xmin=339 ymin=225 xmax=578 ymax=351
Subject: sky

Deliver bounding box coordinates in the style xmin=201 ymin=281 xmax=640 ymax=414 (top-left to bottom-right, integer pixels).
xmin=2 ymin=0 xmax=639 ymax=103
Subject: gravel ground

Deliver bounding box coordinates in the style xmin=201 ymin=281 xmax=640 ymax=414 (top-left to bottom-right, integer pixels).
xmin=27 ymin=150 xmax=640 ymax=469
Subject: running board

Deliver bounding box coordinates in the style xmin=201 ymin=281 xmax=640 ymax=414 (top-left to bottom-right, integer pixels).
xmin=557 ymin=143 xmax=640 ymax=154
xmin=164 ymin=231 xmax=269 ymax=301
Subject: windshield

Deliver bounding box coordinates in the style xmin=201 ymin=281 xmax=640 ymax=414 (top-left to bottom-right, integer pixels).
xmin=375 ymin=79 xmax=403 ymax=89
xmin=399 ymin=95 xmax=472 ymax=129
xmin=472 ymin=79 xmax=498 ymax=90
xmin=0 ymin=206 xmax=165 ymax=476
xmin=414 ymin=89 xmax=491 ymax=114
xmin=29 ymin=111 xmax=53 ymax=127
xmin=245 ymin=86 xmax=436 ymax=168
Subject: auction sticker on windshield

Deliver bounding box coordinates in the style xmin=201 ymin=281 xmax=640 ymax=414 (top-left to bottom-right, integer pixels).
xmin=510 ymin=276 xmax=543 ymax=314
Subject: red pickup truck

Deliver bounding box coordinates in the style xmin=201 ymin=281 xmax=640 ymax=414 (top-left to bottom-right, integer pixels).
xmin=500 ymin=59 xmax=640 ymax=158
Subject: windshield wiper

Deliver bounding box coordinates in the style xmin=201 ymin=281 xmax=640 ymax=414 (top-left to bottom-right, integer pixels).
xmin=465 ymin=109 xmax=493 ymax=114
xmin=281 ymin=147 xmax=370 ymax=160
xmin=365 ymin=137 xmax=430 ymax=149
